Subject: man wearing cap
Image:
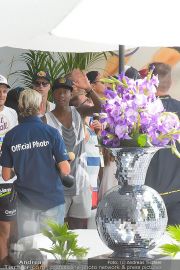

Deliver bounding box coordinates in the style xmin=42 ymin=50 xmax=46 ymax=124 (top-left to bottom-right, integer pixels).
xmin=0 ymin=75 xmax=18 ymax=264
xmin=45 ymin=69 xmax=102 ymax=229
xmin=32 ymin=71 xmax=55 ymax=115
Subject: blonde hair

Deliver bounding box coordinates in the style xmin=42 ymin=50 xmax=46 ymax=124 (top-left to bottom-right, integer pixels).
xmin=18 ymin=88 xmax=42 ymax=117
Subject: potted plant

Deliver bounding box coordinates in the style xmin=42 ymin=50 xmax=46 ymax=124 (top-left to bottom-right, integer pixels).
xmin=40 ymin=220 xmax=89 ymax=265
xmin=95 ymin=68 xmax=180 ymax=258
xmin=99 ymin=69 xmax=180 ymax=156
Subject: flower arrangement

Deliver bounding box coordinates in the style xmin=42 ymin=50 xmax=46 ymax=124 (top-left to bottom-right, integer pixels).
xmin=99 ymin=69 xmax=180 ymax=156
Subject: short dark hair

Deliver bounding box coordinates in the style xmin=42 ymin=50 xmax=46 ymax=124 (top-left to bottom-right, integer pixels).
xmin=148 ymin=62 xmax=171 ymax=93
xmin=148 ymin=62 xmax=171 ymax=77
xmin=5 ymin=87 xmax=24 ymax=112
xmin=125 ymin=67 xmax=141 ymax=80
xmin=86 ymin=71 xmax=99 ymax=84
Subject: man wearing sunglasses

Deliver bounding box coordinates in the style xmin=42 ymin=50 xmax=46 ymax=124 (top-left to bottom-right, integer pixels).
xmin=86 ymin=71 xmax=106 ymax=98
xmin=32 ymin=71 xmax=55 ymax=115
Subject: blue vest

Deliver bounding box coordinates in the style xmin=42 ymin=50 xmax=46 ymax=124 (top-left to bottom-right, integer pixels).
xmin=0 ymin=116 xmax=69 ymax=210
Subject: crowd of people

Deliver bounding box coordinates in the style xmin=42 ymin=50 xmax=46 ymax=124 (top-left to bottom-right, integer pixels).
xmin=0 ymin=63 xmax=179 ymax=265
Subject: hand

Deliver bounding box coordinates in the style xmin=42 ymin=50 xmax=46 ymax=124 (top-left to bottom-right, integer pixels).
xmin=92 ymin=120 xmax=102 ymax=133
xmin=71 ymin=68 xmax=91 ymax=92
xmin=68 ymin=152 xmax=75 ymax=161
xmin=72 ymin=85 xmax=86 ymax=97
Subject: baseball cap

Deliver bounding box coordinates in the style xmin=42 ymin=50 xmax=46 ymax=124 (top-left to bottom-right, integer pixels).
xmin=33 ymin=71 xmax=51 ymax=82
xmin=0 ymin=75 xmax=10 ymax=88
xmin=52 ymin=78 xmax=73 ymax=92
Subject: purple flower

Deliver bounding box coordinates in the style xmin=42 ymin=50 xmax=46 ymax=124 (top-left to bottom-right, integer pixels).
xmin=104 ymin=89 xmax=117 ymax=99
xmin=100 ymin=71 xmax=180 ymax=152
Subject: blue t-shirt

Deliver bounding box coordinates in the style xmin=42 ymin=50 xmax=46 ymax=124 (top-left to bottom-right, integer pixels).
xmin=0 ymin=116 xmax=69 ymax=210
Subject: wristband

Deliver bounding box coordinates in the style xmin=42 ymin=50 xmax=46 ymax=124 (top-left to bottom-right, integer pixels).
xmin=86 ymin=89 xmax=93 ymax=97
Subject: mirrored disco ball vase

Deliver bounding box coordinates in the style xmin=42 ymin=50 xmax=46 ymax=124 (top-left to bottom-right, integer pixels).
xmin=96 ymin=147 xmax=168 ymax=258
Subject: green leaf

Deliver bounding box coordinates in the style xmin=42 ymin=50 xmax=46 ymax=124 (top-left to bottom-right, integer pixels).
xmin=40 ymin=220 xmax=89 ymax=263
xmin=166 ymin=225 xmax=180 ymax=242
xmin=160 ymin=225 xmax=180 ymax=257
xmin=16 ymin=50 xmax=108 ymax=103
xmin=160 ymin=243 xmax=180 ymax=257
xmin=39 ymin=248 xmax=54 ymax=254
xmin=41 ymin=229 xmax=54 ymax=241
xmin=137 ymin=134 xmax=148 ymax=147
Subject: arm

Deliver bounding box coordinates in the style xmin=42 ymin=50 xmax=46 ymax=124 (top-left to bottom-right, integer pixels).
xmin=91 ymin=119 xmax=102 ymax=135
xmin=57 ymin=160 xmax=70 ymax=176
xmin=77 ymin=90 xmax=102 ymax=117
xmin=52 ymin=130 xmax=70 ymax=174
xmin=71 ymin=69 xmax=103 ymax=117
xmin=0 ymin=134 xmax=14 ymax=180
xmin=2 ymin=167 xmax=13 ymax=181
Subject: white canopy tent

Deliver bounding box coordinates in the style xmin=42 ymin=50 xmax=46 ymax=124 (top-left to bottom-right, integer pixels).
xmin=1 ymin=0 xmax=178 ymax=52
xmin=0 ymin=0 xmax=180 ymax=79
xmin=53 ymin=0 xmax=180 ymax=48
xmin=0 ymin=0 xmax=121 ymax=52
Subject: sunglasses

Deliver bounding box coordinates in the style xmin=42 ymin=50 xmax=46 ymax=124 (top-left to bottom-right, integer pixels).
xmin=34 ymin=81 xmax=49 ymax=87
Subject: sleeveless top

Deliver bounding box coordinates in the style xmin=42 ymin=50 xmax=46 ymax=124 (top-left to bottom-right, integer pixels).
xmin=45 ymin=107 xmax=89 ymax=196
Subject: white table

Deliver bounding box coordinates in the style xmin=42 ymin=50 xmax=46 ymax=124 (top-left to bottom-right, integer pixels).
xmin=15 ymin=229 xmax=111 ymax=260
xmin=14 ymin=229 xmax=179 ymax=259
xmin=10 ymin=229 xmax=180 ymax=270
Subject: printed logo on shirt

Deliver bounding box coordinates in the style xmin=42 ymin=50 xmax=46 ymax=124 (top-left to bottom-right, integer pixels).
xmin=0 ymin=114 xmax=10 ymax=149
xmin=0 ymin=187 xmax=11 ymax=197
xmin=11 ymin=140 xmax=50 ymax=152
xmin=5 ymin=209 xmax=16 ymax=216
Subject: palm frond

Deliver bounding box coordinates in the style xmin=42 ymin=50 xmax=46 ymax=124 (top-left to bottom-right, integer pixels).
xmin=16 ymin=50 xmax=108 ymax=96
xmin=57 ymin=52 xmax=108 ymax=74
xmin=160 ymin=225 xmax=180 ymax=257
xmin=166 ymin=225 xmax=180 ymax=242
xmin=160 ymin=243 xmax=180 ymax=257
xmin=40 ymin=220 xmax=88 ymax=263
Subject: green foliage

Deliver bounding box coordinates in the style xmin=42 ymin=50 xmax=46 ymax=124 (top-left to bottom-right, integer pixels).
xmin=160 ymin=243 xmax=180 ymax=257
xmin=57 ymin=52 xmax=108 ymax=75
xmin=166 ymin=225 xmax=180 ymax=241
xmin=16 ymin=50 xmax=109 ymax=101
xmin=160 ymin=225 xmax=180 ymax=257
xmin=40 ymin=220 xmax=89 ymax=264
xmin=117 ymin=134 xmax=149 ymax=147
xmin=16 ymin=51 xmax=61 ymax=88
xmin=136 ymin=134 xmax=148 ymax=147
xmin=17 ymin=51 xmax=108 ymax=87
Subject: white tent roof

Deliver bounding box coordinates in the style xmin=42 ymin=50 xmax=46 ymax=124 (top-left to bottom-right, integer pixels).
xmin=53 ymin=0 xmax=180 ymax=48
xmin=0 ymin=0 xmax=118 ymax=52
xmin=0 ymin=0 xmax=179 ymax=52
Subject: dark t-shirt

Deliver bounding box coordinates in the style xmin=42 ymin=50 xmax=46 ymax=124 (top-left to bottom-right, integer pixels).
xmin=145 ymin=96 xmax=180 ymax=207
xmin=0 ymin=116 xmax=69 ymax=210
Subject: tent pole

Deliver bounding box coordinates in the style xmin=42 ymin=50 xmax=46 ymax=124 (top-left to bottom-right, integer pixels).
xmin=119 ymin=45 xmax=124 ymax=74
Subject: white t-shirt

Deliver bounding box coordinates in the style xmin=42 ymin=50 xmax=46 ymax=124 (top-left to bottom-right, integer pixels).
xmin=45 ymin=107 xmax=89 ymax=196
xmin=0 ymin=106 xmax=18 ymax=183
xmin=48 ymin=101 xmax=55 ymax=112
